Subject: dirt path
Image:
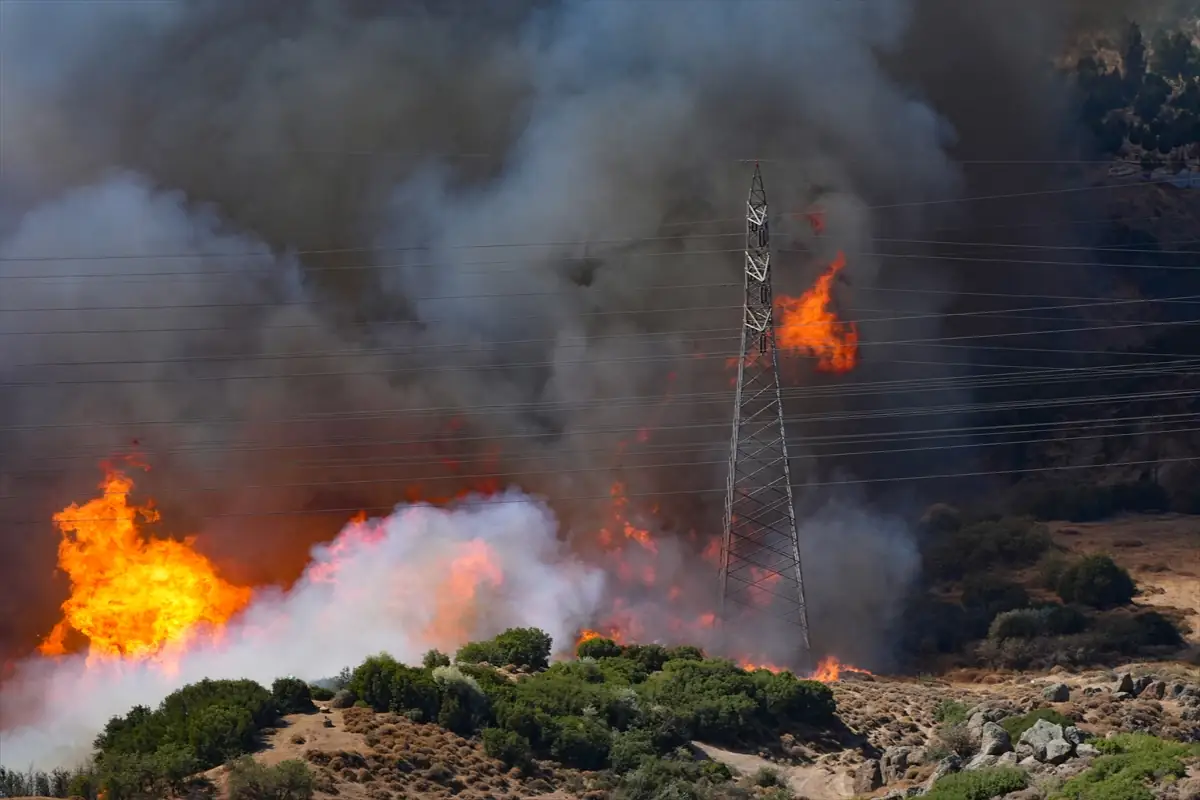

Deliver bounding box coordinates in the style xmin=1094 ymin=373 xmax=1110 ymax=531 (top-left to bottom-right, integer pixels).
xmin=691 ymin=742 xmax=856 ymax=800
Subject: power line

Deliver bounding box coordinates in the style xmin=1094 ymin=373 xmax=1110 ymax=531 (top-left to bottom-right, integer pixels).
xmin=5 ymin=315 xmax=1200 ymax=387
xmin=11 ymin=291 xmax=1199 ymax=368
xmin=4 ymin=454 xmax=1191 ymax=526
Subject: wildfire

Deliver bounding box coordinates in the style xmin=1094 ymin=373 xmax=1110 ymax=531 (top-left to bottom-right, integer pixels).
xmin=38 ymin=467 xmax=252 ymax=660
xmin=808 ymin=655 xmax=872 ymax=683
xmin=575 ymin=627 xmax=627 ymax=649
xmin=775 ymin=252 xmax=858 ymax=373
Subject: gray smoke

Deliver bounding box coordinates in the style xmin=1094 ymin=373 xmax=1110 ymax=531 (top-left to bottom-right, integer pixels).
xmin=0 ymin=0 xmax=1159 ymax=679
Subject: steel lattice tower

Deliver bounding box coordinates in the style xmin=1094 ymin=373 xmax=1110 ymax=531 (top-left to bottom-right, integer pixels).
xmin=718 ymin=164 xmax=811 ymax=651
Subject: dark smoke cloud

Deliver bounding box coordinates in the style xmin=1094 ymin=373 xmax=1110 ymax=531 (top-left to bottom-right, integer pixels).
xmin=0 ymin=0 xmax=1159 ymax=664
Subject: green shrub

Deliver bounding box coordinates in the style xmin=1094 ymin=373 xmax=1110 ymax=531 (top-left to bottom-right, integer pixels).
xmin=95 ymin=678 xmax=277 ymax=772
xmin=456 ymin=627 xmax=553 ymax=670
xmin=614 ymin=755 xmax=734 ymax=800
xmin=752 ymin=766 xmax=785 ymax=787
xmin=272 ymin=677 xmax=316 ymax=714
xmin=638 ymin=658 xmax=834 ymax=746
xmin=423 ymin=649 xmax=452 ymax=669
xmin=1056 ymin=555 xmax=1136 ymax=608
xmin=961 ymin=576 xmax=1031 ymax=619
xmin=924 ymin=767 xmax=1028 ymax=800
xmin=309 ymin=685 xmax=334 ymax=702
xmin=664 ymin=645 xmax=705 ymax=662
xmin=1054 ymin=733 xmax=1198 ymax=800
xmin=988 ymin=605 xmax=1088 ymax=641
xmin=609 ymin=728 xmax=657 ymax=774
xmin=227 ymin=757 xmax=314 ymax=800
xmin=433 ymin=665 xmax=491 ymax=736
xmin=924 ymin=517 xmax=1051 ymax=581
xmin=550 ymin=715 xmax=611 ymax=770
xmin=481 ymin=727 xmax=533 ymax=771
xmin=1090 ymin=609 xmax=1182 ymax=651
xmin=621 ymin=644 xmax=671 ymax=673
xmin=578 ymin=636 xmax=624 ymax=660
xmin=348 ymin=654 xmax=440 ymax=718
xmin=933 ymin=699 xmax=969 ymax=725
xmin=935 ymin=723 xmax=975 ymax=757
xmin=1001 ymin=709 xmax=1072 ymax=741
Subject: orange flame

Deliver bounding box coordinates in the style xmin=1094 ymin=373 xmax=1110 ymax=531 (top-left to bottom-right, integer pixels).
xmin=775 ymin=252 xmax=858 ymax=373
xmin=424 ymin=540 xmax=504 ymax=648
xmin=39 ymin=467 xmax=252 ymax=660
xmin=808 ymin=655 xmax=872 ymax=683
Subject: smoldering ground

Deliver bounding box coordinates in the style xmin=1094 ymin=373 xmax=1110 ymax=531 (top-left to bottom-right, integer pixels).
xmin=0 ymin=0 xmax=1161 ymax=674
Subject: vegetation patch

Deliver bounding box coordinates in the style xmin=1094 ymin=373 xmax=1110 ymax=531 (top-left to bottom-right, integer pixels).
xmin=924 ymin=767 xmax=1029 ymax=800
xmin=1053 ymin=733 xmax=1199 ymax=800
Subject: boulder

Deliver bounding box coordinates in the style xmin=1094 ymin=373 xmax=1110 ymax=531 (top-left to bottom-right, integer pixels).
xmin=1019 ymin=718 xmax=1065 ymax=759
xmin=330 ymin=689 xmax=356 ymax=709
xmin=1169 ymin=682 xmax=1186 ymax=698
xmin=964 ymin=753 xmax=998 ymax=771
xmin=1115 ymin=673 xmax=1134 ymax=694
xmin=1148 ymin=680 xmax=1167 ymax=700
xmin=1132 ymin=675 xmax=1155 ymax=697
xmin=996 ymin=752 xmax=1020 ymax=767
xmin=853 ymin=760 xmax=883 ymax=794
xmin=980 ymin=722 xmax=1012 ymax=756
xmin=881 ymin=746 xmax=914 ymax=784
xmin=1076 ymin=743 xmax=1100 ymax=758
xmin=1043 ymin=683 xmax=1070 ymax=702
xmin=926 ymin=755 xmax=962 ymax=788
xmin=1043 ymin=738 xmax=1074 ymax=765
xmin=1018 ymin=756 xmax=1040 ymax=770
xmin=1063 ymin=726 xmax=1087 ymax=746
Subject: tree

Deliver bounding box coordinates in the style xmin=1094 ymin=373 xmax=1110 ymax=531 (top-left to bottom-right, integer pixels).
xmin=272 ymin=677 xmax=316 ymax=715
xmin=1056 ymin=555 xmax=1136 ymax=609
xmin=1125 ymin=22 xmax=1147 ymax=89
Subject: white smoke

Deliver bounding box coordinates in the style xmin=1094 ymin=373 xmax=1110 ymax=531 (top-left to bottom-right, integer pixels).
xmin=0 ymin=492 xmax=606 ymax=771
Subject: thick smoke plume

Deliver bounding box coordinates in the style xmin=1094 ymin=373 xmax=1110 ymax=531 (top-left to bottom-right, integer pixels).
xmin=0 ymin=0 xmax=1165 ymax=752
xmin=1 ymin=493 xmax=607 ymax=770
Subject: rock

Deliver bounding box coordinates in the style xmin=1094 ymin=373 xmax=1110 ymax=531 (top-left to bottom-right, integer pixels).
xmin=1148 ymin=680 xmax=1167 ymax=700
xmin=1114 ymin=691 xmax=1133 ymax=701
xmin=926 ymin=755 xmax=962 ymax=787
xmin=980 ymin=722 xmax=1013 ymax=756
xmin=330 ymin=689 xmax=356 ymax=709
xmin=1076 ymin=743 xmax=1100 ymax=758
xmin=1043 ymin=738 xmax=1074 ymax=765
xmin=996 ymin=752 xmax=1020 ymax=767
xmin=964 ymin=753 xmax=998 ymax=771
xmin=854 ymin=760 xmax=883 ymax=794
xmin=1018 ymin=756 xmax=1040 ymax=770
xmin=1170 ymin=682 xmax=1186 ymax=698
xmin=1000 ymin=791 xmax=1042 ymax=800
xmin=1014 ymin=742 xmax=1034 ymax=760
xmin=966 ymin=712 xmax=988 ymax=742
xmin=322 ymin=718 xmax=334 ymax=728
xmin=1115 ymin=673 xmax=1134 ymax=694
xmin=881 ymin=747 xmax=913 ymax=784
xmin=1019 ymin=718 xmax=1065 ymax=760
xmin=1063 ymin=726 xmax=1087 ymax=746
xmin=1043 ymin=683 xmax=1071 ymax=702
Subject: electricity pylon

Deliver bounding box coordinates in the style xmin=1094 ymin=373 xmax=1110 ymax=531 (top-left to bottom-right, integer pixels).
xmin=718 ymin=164 xmax=811 ymax=650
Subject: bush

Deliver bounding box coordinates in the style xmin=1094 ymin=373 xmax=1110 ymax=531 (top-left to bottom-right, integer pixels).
xmin=578 ymin=636 xmax=624 ymax=660
xmin=550 ymin=715 xmax=612 ymax=770
xmin=456 ymin=627 xmax=553 ymax=670
xmin=348 ymin=654 xmax=440 ymax=719
xmin=1001 ymin=708 xmax=1072 ymax=741
xmin=1090 ymin=609 xmax=1183 ymax=651
xmin=609 ymin=728 xmax=657 ymax=774
xmin=272 ymin=677 xmax=316 ymax=715
xmin=961 ymin=576 xmax=1031 ymax=619
xmin=933 ymin=699 xmax=969 ymax=726
xmin=1056 ymin=555 xmax=1136 ymax=608
xmin=227 ymin=757 xmax=314 ymax=800
xmin=988 ymin=605 xmax=1088 ymax=641
xmin=613 ymin=755 xmax=734 ymax=800
xmin=481 ymin=727 xmax=533 ymax=771
xmin=923 ymin=766 xmax=1028 ymax=800
xmin=1056 ymin=733 xmax=1197 ymax=800
xmin=638 ymin=658 xmax=834 ymax=746
xmin=95 ymin=678 xmax=277 ymax=772
xmin=924 ymin=517 xmax=1051 ymax=581
xmin=309 ymin=685 xmax=334 ymax=702
xmin=423 ymin=649 xmax=452 ymax=669
xmin=935 ymin=723 xmax=975 ymax=757
xmin=432 ymin=665 xmax=491 ymax=735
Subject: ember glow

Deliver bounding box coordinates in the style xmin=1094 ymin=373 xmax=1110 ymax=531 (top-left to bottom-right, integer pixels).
xmin=38 ymin=467 xmax=252 ymax=661
xmin=775 ymin=252 xmax=859 ymax=373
